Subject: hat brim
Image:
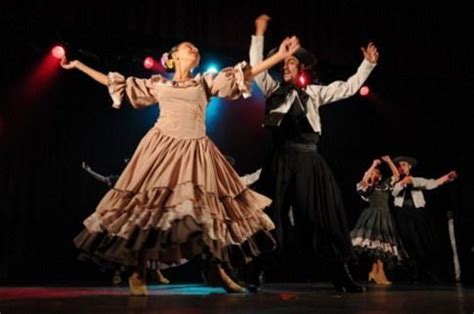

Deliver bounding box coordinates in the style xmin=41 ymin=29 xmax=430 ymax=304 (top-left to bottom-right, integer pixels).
xmin=267 ymin=47 xmax=317 ymax=69
xmin=393 ymin=156 xmax=418 ymax=167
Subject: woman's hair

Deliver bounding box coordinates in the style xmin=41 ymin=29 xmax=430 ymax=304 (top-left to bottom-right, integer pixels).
xmin=161 ymin=45 xmax=179 ymax=72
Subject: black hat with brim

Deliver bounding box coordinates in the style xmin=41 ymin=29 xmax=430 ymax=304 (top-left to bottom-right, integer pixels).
xmin=267 ymin=46 xmax=317 ymax=69
xmin=393 ymin=156 xmax=418 ymax=167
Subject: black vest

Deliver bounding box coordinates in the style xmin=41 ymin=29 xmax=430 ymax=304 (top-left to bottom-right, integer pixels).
xmin=264 ymin=83 xmax=317 ymax=144
xmin=263 ymin=83 xmax=309 ymax=127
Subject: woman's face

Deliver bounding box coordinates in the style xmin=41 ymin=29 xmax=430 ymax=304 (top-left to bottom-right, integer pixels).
xmin=173 ymin=42 xmax=200 ymax=69
xmin=369 ymin=168 xmax=382 ymax=183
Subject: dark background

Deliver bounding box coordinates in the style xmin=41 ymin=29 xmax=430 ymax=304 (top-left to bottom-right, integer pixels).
xmin=1 ymin=0 xmax=473 ymax=285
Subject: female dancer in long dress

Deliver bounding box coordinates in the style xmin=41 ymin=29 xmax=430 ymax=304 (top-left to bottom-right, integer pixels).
xmin=350 ymin=156 xmax=407 ymax=285
xmin=61 ymin=36 xmax=301 ymax=294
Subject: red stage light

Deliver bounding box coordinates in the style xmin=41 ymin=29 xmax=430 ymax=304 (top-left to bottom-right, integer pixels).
xmin=299 ymin=75 xmax=306 ymax=86
xmin=51 ymin=45 xmax=65 ymax=59
xmin=360 ymin=86 xmax=370 ymax=96
xmin=143 ymin=57 xmax=155 ymax=69
xmin=297 ymin=71 xmax=309 ymax=88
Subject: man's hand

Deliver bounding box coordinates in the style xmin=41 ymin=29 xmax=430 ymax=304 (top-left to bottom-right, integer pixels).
xmin=255 ymin=14 xmax=271 ymax=36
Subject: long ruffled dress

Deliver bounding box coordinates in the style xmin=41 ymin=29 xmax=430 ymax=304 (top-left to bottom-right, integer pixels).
xmin=74 ymin=62 xmax=276 ymax=269
xmin=350 ymin=179 xmax=408 ymax=263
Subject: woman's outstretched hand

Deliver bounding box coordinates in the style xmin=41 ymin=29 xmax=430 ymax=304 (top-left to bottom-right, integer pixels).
xmin=277 ymin=36 xmax=300 ymax=60
xmin=60 ymin=56 xmax=80 ymax=70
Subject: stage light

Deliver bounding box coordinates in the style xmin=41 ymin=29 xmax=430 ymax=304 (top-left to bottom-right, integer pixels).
xmin=51 ymin=45 xmax=65 ymax=59
xmin=298 ymin=74 xmax=307 ymax=86
xmin=206 ymin=64 xmax=219 ymax=73
xmin=360 ymin=86 xmax=370 ymax=96
xmin=143 ymin=56 xmax=155 ymax=69
xmin=296 ymin=71 xmax=310 ymax=88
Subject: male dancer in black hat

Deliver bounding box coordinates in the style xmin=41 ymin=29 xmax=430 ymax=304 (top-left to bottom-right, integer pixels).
xmin=392 ymin=156 xmax=457 ymax=282
xmin=246 ymin=14 xmax=379 ymax=292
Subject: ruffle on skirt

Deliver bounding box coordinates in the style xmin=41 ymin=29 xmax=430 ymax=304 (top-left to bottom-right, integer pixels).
xmin=74 ymin=216 xmax=276 ymax=269
xmin=75 ymin=128 xmax=275 ymax=268
xmin=350 ymin=207 xmax=408 ymax=262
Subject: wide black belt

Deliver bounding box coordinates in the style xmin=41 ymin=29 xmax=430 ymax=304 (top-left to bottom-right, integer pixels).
xmin=283 ymin=141 xmax=317 ymax=152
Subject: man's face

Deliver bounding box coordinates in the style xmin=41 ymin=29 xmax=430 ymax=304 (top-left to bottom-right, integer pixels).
xmin=398 ymin=161 xmax=412 ymax=176
xmin=282 ymin=56 xmax=301 ymax=83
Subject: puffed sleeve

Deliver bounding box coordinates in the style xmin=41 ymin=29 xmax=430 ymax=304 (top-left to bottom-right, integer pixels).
xmin=107 ymin=72 xmax=163 ymax=109
xmin=356 ymin=181 xmax=373 ymax=201
xmin=202 ymin=62 xmax=252 ymax=100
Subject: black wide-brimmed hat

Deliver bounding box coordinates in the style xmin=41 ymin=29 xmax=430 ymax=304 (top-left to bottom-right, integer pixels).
xmin=393 ymin=156 xmax=418 ymax=167
xmin=267 ymin=46 xmax=317 ymax=69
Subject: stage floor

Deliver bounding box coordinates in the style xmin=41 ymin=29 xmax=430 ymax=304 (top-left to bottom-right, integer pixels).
xmin=1 ymin=283 xmax=473 ymax=313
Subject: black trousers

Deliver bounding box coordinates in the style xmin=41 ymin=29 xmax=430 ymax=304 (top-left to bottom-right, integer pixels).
xmin=254 ymin=141 xmax=355 ymax=281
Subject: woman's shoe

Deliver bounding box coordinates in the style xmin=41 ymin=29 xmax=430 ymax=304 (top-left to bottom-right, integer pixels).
xmin=381 ymin=279 xmax=393 ymax=285
xmin=368 ymin=272 xmax=392 ymax=285
xmin=216 ymin=264 xmax=246 ymax=293
xmin=368 ymin=272 xmax=381 ymax=284
xmin=129 ymin=273 xmax=148 ymax=296
xmin=378 ymin=273 xmax=393 ymax=285
xmin=376 ymin=260 xmax=393 ymax=285
xmin=156 ymin=269 xmax=170 ymax=284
